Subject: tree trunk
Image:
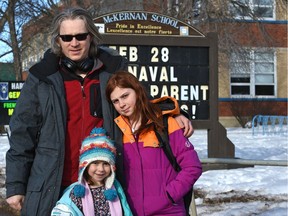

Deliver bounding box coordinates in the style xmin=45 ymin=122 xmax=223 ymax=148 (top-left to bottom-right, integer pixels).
xmin=7 ymin=0 xmax=22 ymax=80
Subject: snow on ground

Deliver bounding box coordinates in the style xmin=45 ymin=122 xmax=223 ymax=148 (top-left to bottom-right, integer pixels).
xmin=0 ymin=125 xmax=287 ymax=215
xmin=192 ymin=126 xmax=288 ymax=215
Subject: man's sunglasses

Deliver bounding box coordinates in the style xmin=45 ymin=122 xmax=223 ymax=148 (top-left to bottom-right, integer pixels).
xmin=58 ymin=33 xmax=89 ymax=42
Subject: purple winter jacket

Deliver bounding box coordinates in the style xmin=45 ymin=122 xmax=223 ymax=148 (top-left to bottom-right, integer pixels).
xmin=115 ymin=115 xmax=202 ymax=216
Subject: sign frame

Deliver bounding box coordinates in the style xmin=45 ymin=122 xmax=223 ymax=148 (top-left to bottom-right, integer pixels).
xmin=100 ymin=31 xmax=235 ymax=158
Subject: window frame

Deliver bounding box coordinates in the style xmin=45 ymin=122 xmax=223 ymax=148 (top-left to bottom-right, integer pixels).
xmin=230 ymin=48 xmax=277 ymax=98
xmin=229 ymin=0 xmax=275 ymax=20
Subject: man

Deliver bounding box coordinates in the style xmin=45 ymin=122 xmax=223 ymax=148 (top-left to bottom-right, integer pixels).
xmin=5 ymin=7 xmax=193 ymax=216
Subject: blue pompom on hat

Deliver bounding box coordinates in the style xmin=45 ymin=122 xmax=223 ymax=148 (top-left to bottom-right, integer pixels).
xmin=74 ymin=127 xmax=117 ymax=200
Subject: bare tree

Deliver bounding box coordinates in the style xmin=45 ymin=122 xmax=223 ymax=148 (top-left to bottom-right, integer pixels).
xmin=0 ymin=0 xmax=59 ymax=80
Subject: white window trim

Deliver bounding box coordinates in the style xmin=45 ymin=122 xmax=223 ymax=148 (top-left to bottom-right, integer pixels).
xmin=230 ymin=48 xmax=277 ymax=98
xmin=231 ymin=0 xmax=276 ymax=21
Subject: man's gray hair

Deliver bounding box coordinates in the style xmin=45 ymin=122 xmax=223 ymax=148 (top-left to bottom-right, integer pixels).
xmin=50 ymin=7 xmax=102 ymax=57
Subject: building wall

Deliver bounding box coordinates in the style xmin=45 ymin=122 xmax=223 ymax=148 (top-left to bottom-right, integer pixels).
xmin=277 ymin=48 xmax=288 ymax=98
xmin=218 ymin=52 xmax=230 ymax=98
xmin=219 ymin=45 xmax=287 ymax=127
xmin=216 ymin=0 xmax=288 ymax=127
xmin=276 ymin=1 xmax=288 ymax=20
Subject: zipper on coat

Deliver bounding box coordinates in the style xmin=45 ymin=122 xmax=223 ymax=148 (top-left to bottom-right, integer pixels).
xmin=134 ymin=136 xmax=146 ymax=215
xmin=80 ymin=78 xmax=86 ymax=141
xmin=80 ymin=79 xmax=86 ymax=98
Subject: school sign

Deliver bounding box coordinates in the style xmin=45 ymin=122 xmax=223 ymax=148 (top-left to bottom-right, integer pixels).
xmin=95 ymin=11 xmax=208 ymax=120
xmin=95 ymin=11 xmax=203 ymax=36
xmin=95 ymin=11 xmax=235 ymax=158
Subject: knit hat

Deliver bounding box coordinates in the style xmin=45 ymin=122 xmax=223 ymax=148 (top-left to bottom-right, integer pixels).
xmin=73 ymin=127 xmax=117 ymax=201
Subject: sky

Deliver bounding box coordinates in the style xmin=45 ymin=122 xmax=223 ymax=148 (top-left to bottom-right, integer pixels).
xmin=0 ymin=124 xmax=287 ymax=215
xmin=0 ymin=44 xmax=12 ymax=63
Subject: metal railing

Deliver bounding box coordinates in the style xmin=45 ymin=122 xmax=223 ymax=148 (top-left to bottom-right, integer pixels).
xmin=200 ymin=158 xmax=288 ymax=166
xmin=252 ymin=115 xmax=288 ymax=135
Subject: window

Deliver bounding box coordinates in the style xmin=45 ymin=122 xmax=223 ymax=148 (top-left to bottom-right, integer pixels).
xmin=230 ymin=49 xmax=276 ymax=97
xmin=230 ymin=0 xmax=275 ymax=20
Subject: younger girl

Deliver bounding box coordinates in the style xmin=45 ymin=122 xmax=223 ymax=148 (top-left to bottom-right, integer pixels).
xmin=51 ymin=127 xmax=132 ymax=216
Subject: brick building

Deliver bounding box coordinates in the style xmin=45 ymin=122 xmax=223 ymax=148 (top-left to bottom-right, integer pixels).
xmin=215 ymin=1 xmax=288 ymax=126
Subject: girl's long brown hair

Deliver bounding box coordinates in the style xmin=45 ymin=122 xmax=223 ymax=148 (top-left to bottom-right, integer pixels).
xmin=106 ymin=71 xmax=164 ymax=133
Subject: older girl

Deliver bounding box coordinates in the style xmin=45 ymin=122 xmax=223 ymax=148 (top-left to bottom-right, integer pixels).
xmin=106 ymin=71 xmax=202 ymax=216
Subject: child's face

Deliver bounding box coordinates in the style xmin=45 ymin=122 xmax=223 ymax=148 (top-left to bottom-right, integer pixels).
xmin=110 ymin=87 xmax=137 ymax=118
xmin=87 ymin=160 xmax=111 ymax=186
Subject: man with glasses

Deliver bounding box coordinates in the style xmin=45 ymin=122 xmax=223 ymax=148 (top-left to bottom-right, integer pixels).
xmin=5 ymin=7 xmax=193 ymax=216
